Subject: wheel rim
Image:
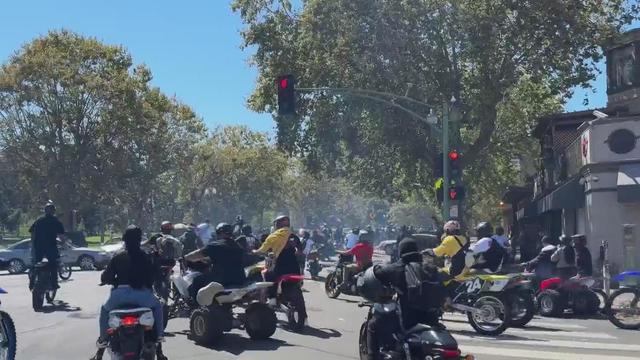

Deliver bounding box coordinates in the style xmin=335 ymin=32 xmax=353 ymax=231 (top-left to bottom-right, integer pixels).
xmin=610 ymin=291 xmax=640 ymax=326
xmin=0 ymin=317 xmax=9 ymax=360
xmin=326 ymin=274 xmax=338 ymax=295
xmin=80 ymin=257 xmax=95 ymax=270
xmin=8 ymin=260 xmax=22 ymax=274
xmin=472 ymin=296 xmax=506 ymax=332
xmin=540 ymin=296 xmax=554 ymax=313
xmin=193 ymin=315 xmax=206 ymax=336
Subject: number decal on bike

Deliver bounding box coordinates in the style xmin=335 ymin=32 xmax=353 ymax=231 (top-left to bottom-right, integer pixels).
xmin=464 ymin=279 xmax=483 ymax=293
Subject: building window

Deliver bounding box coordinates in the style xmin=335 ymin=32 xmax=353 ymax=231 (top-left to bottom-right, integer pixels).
xmin=607 ymin=128 xmax=637 ymax=154
xmin=607 ymin=42 xmax=639 ymax=94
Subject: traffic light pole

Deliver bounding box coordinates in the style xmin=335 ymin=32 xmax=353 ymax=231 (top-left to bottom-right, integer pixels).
xmin=441 ymin=102 xmax=450 ymax=221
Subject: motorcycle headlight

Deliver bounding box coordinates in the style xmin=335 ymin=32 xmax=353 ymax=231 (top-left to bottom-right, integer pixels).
xmin=138 ymin=310 xmax=155 ymax=327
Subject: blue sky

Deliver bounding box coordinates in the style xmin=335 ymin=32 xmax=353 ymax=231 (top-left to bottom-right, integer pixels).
xmin=0 ymin=1 xmax=635 ymax=133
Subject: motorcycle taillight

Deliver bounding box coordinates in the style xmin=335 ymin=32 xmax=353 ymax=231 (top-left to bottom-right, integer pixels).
xmin=440 ymin=348 xmax=460 ymax=358
xmin=121 ymin=316 xmax=139 ymax=327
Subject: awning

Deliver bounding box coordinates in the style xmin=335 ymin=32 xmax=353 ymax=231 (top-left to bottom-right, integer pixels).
xmin=537 ymin=176 xmax=585 ymax=213
xmin=516 ymin=202 xmax=537 ymax=220
xmin=618 ymin=164 xmax=640 ymax=203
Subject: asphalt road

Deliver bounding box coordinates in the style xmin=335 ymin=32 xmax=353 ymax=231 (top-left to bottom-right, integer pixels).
xmin=1 ymin=257 xmax=638 ymax=360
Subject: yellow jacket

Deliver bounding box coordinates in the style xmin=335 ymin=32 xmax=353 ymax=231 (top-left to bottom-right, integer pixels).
xmin=256 ymin=227 xmax=291 ymax=258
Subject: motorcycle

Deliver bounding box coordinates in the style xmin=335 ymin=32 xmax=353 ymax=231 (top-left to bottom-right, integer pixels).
xmin=605 ymin=270 xmax=640 ymax=329
xmin=537 ymin=276 xmax=601 ymax=317
xmin=358 ymin=301 xmax=473 ymax=360
xmin=0 ymin=288 xmax=16 ymax=360
xmin=99 ymin=307 xmax=158 ymax=360
xmin=325 ymin=253 xmax=362 ymax=298
xmin=29 ymin=260 xmax=58 ymax=311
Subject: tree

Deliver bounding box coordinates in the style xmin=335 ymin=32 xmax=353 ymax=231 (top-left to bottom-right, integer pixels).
xmin=0 ymin=30 xmax=205 ymax=229
xmin=232 ymin=0 xmax=638 ymax=210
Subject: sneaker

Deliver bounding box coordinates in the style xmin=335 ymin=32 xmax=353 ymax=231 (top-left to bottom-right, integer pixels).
xmin=96 ymin=338 xmax=108 ymax=349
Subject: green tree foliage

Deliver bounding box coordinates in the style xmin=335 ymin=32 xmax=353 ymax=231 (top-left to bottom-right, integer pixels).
xmin=232 ymin=0 xmax=639 ymax=213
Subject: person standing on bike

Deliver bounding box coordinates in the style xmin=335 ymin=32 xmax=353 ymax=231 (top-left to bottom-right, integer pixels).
xmin=29 ymin=202 xmax=65 ymax=290
xmin=254 ymin=215 xmax=303 ymax=305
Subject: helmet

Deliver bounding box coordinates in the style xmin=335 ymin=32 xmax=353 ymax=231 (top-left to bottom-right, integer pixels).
xmin=44 ymin=202 xmax=56 ymax=214
xmin=241 ymin=224 xmax=252 ymax=236
xmin=357 ymin=267 xmax=393 ymax=303
xmin=352 ymin=227 xmax=360 ymax=234
xmin=559 ymin=234 xmax=571 ymax=245
xmin=274 ymin=215 xmax=290 ymax=229
xmin=443 ymin=220 xmax=460 ymax=234
xmin=160 ymin=221 xmax=173 ymax=232
xmin=475 ymin=222 xmax=493 ymax=238
xmin=215 ymin=223 xmax=234 ymax=237
xmin=359 ymin=230 xmax=371 ymax=243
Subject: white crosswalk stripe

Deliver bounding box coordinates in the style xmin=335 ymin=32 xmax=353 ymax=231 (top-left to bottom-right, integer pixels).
xmin=461 ymin=345 xmax=638 ymax=360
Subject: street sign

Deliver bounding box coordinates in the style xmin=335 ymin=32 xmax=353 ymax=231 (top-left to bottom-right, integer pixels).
xmin=450 ymin=205 xmax=459 ymax=218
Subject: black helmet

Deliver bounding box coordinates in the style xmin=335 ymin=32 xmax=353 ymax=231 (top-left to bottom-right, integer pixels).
xmin=274 ymin=215 xmax=290 ymax=229
xmin=215 ymin=222 xmax=234 ymax=237
xmin=352 ymin=227 xmax=360 ymax=234
xmin=44 ymin=202 xmax=56 ymax=214
xmin=476 ymin=222 xmax=493 ymax=238
xmin=559 ymin=234 xmax=571 ymax=245
xmin=241 ymin=224 xmax=252 ymax=236
xmin=357 ymin=267 xmax=393 ymax=303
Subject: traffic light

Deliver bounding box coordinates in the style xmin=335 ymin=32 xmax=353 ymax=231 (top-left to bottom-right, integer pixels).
xmin=277 ymin=74 xmax=296 ymax=115
xmin=448 ymin=185 xmax=466 ymax=201
xmin=448 ymin=150 xmax=461 ymax=179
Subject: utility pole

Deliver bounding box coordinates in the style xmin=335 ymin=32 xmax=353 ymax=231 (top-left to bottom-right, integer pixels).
xmin=441 ymin=102 xmax=450 ymax=221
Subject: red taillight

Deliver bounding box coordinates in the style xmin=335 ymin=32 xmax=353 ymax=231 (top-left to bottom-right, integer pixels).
xmin=441 ymin=349 xmax=461 ymax=358
xmin=121 ymin=316 xmax=138 ymax=327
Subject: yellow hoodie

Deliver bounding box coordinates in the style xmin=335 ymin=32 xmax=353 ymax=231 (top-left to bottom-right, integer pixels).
xmin=256 ymin=227 xmax=292 ymax=258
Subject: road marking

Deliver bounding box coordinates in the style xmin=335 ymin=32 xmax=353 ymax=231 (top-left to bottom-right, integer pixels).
xmin=461 ymin=345 xmax=638 ymax=360
xmin=456 ymin=335 xmax=640 ymax=352
xmin=441 ymin=322 xmax=616 ymax=339
xmin=442 ymin=313 xmax=587 ymax=330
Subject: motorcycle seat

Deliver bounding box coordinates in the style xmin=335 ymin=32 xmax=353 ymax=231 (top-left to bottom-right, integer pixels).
xmin=109 ymin=307 xmax=152 ymax=316
xmin=614 ymin=271 xmax=640 ymax=283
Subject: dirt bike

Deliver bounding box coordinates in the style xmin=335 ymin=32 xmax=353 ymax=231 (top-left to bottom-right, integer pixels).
xmin=0 ymin=288 xmax=16 ymax=360
xmin=606 ymin=270 xmax=640 ymax=329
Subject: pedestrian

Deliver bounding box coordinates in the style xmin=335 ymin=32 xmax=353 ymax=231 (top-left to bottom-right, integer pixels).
xmin=572 ymin=234 xmax=593 ymax=277
xmin=551 ymin=235 xmax=576 ymax=279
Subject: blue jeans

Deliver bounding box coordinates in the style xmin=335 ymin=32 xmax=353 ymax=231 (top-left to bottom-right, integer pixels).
xmin=99 ymin=286 xmax=164 ymax=339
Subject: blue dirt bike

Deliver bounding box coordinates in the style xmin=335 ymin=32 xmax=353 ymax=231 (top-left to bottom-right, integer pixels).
xmin=605 ymin=270 xmax=640 ymax=329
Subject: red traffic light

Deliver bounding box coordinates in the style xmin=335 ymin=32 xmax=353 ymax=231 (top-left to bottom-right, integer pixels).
xmin=448 ymin=150 xmax=459 ymax=161
xmin=279 ymin=78 xmax=289 ymax=90
xmin=448 ymin=185 xmax=466 ymax=200
xmin=449 ymin=187 xmax=458 ymax=200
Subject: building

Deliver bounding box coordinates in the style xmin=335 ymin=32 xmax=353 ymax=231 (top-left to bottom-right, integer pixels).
xmin=503 ymin=29 xmax=640 ymax=273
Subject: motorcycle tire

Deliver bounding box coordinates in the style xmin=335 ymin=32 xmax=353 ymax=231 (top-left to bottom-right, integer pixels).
xmin=358 ymin=322 xmax=368 ymax=360
xmin=325 ymin=272 xmax=341 ymax=299
xmin=467 ymin=294 xmax=510 ymax=336
xmin=592 ymin=289 xmax=608 ymax=313
xmin=284 ymin=286 xmax=307 ymax=332
xmin=45 ymin=289 xmax=57 ymax=304
xmin=538 ymin=289 xmax=566 ymax=317
xmin=606 ymin=288 xmax=640 ymax=330
xmin=32 ymin=289 xmax=45 ymax=311
xmin=58 ymin=265 xmax=72 ymax=281
xmin=508 ymin=292 xmax=535 ymax=327
xmin=189 ymin=306 xmax=224 ymax=345
xmin=573 ymin=289 xmax=600 ymax=315
xmin=0 ymin=311 xmax=17 ymax=360
xmin=244 ymin=303 xmax=277 ymax=340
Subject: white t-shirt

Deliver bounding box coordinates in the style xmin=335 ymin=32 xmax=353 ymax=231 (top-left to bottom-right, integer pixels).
xmin=345 ymin=233 xmax=359 ymax=249
xmin=492 ymin=235 xmax=509 ymax=248
xmin=197 ymin=223 xmax=213 ymax=244
xmin=470 ymin=237 xmax=493 ymax=253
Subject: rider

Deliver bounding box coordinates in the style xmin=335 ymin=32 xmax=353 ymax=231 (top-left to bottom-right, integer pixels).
xmin=424 ymin=220 xmax=469 ymax=280
xmin=179 ymin=223 xmax=202 ymax=255
xmin=551 ymin=235 xmax=577 ymax=279
xmin=254 ymin=215 xmax=303 ymax=305
xmin=468 ymin=222 xmax=506 ymax=273
xmin=522 ymin=235 xmax=557 ymax=280
xmin=339 ymin=231 xmax=374 ymax=289
xmin=29 ymin=202 xmax=65 ymax=291
xmin=345 ymin=228 xmax=360 ymax=249
xmin=366 ymin=238 xmax=445 ymax=360
xmin=572 ymin=234 xmax=593 ymax=277
xmin=183 ymin=223 xmax=246 ymax=300
xmin=94 ymin=225 xmax=165 ymax=360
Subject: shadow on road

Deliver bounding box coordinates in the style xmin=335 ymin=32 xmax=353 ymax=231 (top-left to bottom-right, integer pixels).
xmin=170 ymin=331 xmax=290 ymax=355
xmin=276 ymin=321 xmax=343 ymax=339
xmin=39 ymin=300 xmax=81 ymax=313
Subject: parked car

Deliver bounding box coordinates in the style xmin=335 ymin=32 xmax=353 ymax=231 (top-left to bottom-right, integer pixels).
xmin=377 ymin=234 xmax=439 ymax=256
xmin=0 ymin=239 xmax=111 ymax=274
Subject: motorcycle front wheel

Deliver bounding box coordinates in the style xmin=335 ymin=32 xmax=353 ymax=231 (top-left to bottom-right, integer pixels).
xmin=467 ymin=294 xmax=510 ymax=335
xmin=325 ymin=272 xmax=341 ymax=298
xmin=58 ymin=264 xmax=72 ymax=280
xmin=606 ymin=288 xmax=640 ymax=330
xmin=0 ymin=311 xmax=16 ymax=360
xmin=508 ymin=292 xmax=535 ymax=327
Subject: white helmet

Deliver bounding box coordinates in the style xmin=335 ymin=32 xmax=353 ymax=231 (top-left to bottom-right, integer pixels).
xmin=443 ymin=220 xmax=461 ymax=233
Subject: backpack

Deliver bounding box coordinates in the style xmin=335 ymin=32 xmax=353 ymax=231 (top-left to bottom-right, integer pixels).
xmin=450 ymin=236 xmax=470 ymax=277
xmin=404 ymin=262 xmax=446 ymax=312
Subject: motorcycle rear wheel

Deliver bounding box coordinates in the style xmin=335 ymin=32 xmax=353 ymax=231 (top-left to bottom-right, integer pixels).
xmin=467 ymin=294 xmax=510 ymax=335
xmin=245 ymin=303 xmax=277 ymax=340
xmin=325 ymin=272 xmax=341 ymax=299
xmin=606 ymin=288 xmax=640 ymax=330
xmin=0 ymin=311 xmax=17 ymax=360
